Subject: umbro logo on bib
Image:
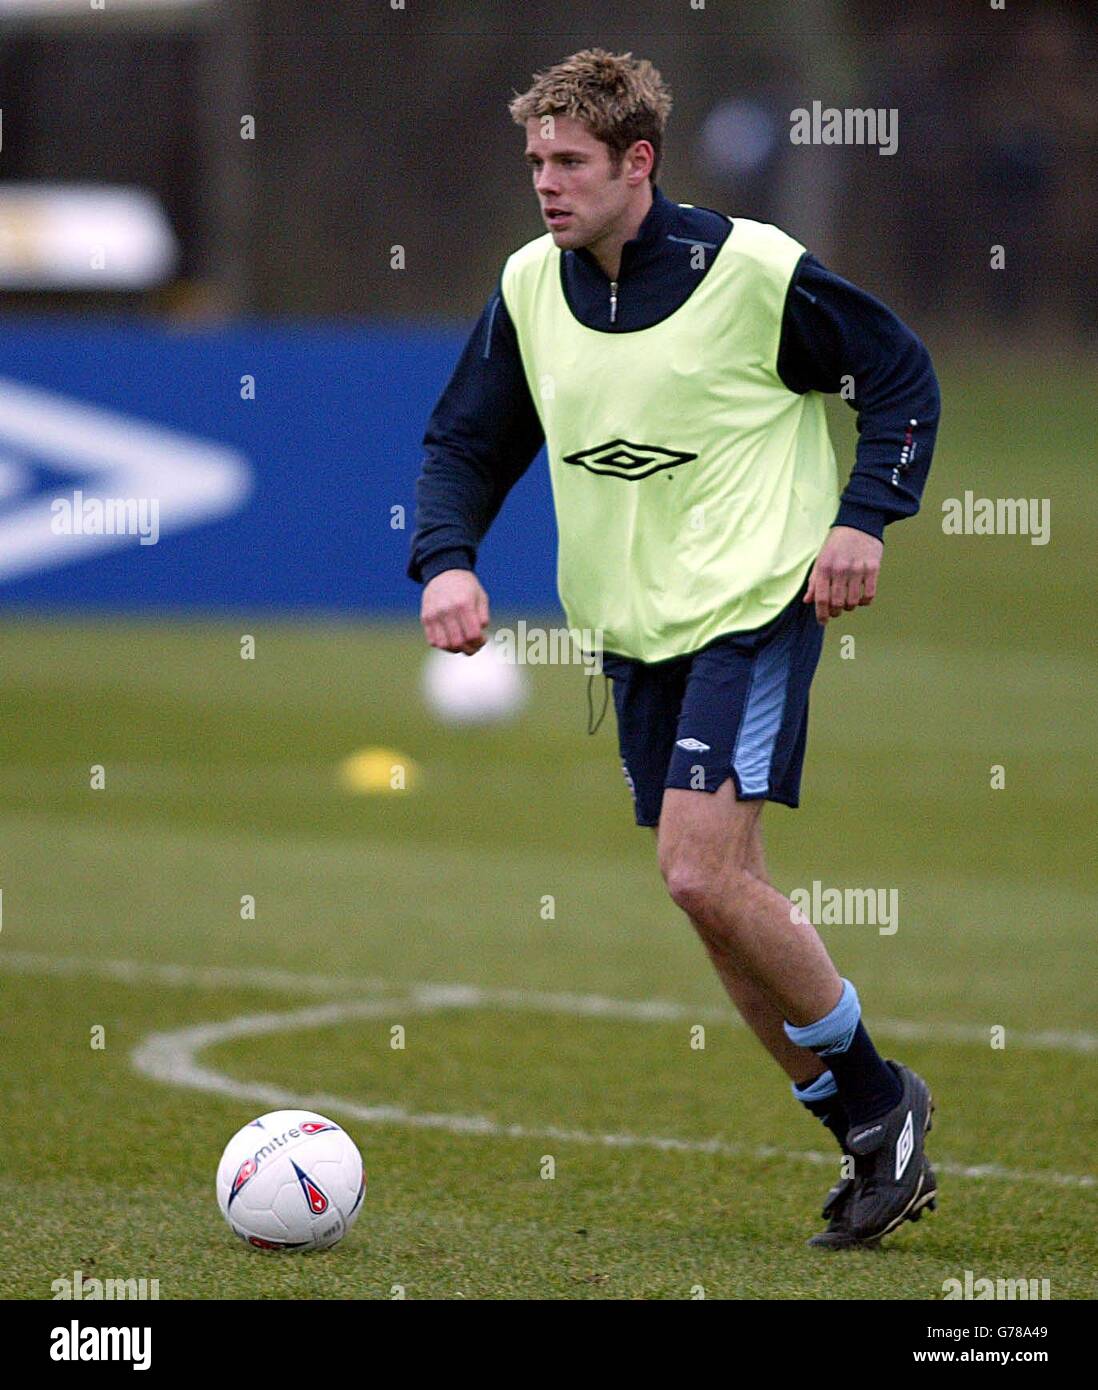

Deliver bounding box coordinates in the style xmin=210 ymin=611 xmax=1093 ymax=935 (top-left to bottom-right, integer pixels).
xmin=562 ymin=438 xmax=698 ymax=481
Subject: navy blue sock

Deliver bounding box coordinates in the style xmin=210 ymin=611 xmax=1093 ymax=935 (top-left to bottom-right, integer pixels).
xmin=784 ymin=980 xmax=902 ymax=1130
xmin=823 ymin=1022 xmax=902 ymax=1125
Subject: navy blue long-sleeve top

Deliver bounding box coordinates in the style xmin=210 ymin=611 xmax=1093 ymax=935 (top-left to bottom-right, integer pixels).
xmin=408 ymin=185 xmax=940 ymax=588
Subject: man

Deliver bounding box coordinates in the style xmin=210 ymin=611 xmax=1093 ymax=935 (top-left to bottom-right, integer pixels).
xmin=408 ymin=49 xmax=941 ymax=1249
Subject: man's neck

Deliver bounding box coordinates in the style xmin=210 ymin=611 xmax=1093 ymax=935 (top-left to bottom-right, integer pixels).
xmin=588 ymin=182 xmax=654 ymax=281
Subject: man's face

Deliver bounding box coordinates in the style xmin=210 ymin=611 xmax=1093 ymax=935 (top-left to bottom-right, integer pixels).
xmin=524 ymin=115 xmax=633 ymax=252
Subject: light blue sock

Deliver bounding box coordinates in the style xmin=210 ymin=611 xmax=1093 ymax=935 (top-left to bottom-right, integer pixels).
xmin=791 ymin=1069 xmax=839 ymax=1104
xmin=783 ymin=978 xmax=860 ymax=1056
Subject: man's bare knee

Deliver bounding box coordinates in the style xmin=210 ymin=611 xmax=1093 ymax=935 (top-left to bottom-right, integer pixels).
xmin=656 ymin=783 xmax=761 ymax=911
xmin=662 ymin=856 xmax=754 ymax=924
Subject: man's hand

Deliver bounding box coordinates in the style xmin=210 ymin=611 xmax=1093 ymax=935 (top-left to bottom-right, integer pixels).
xmin=421 ymin=568 xmax=490 ymax=654
xmin=803 ymin=526 xmax=884 ymax=626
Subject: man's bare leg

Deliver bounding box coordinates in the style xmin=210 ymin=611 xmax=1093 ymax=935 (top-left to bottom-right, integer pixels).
xmin=653 ymin=776 xmax=911 ymax=1143
xmin=649 ymin=813 xmax=825 ymax=1083
xmin=655 ymin=780 xmax=842 ymax=1028
xmin=649 ymin=773 xmax=933 ymax=1248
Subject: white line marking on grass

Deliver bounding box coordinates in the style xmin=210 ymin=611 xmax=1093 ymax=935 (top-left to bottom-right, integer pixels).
xmin=4 ymin=950 xmax=1097 ymax=1054
xmin=3 ymin=951 xmax=1092 ymax=1188
xmin=0 ymin=950 xmax=390 ymax=998
xmin=128 ymin=996 xmax=1095 ymax=1190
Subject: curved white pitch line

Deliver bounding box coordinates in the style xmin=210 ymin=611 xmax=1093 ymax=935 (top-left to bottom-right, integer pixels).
xmin=130 ymin=996 xmax=1096 ymax=1191
xmin=3 ymin=951 xmax=1093 ymax=1188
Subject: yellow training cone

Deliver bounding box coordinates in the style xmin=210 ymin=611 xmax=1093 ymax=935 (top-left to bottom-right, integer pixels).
xmin=338 ymin=747 xmax=419 ymax=794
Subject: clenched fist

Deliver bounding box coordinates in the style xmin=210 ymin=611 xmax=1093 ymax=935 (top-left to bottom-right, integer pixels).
xmin=803 ymin=526 xmax=884 ymax=625
xmin=420 ymin=568 xmax=491 ymax=654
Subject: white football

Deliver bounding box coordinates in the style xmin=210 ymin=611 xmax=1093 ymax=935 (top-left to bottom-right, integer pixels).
xmin=216 ymin=1109 xmax=365 ymax=1253
xmin=421 ymin=642 xmax=529 ymax=724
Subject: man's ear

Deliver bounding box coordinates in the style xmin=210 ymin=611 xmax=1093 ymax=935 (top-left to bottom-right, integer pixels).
xmin=627 ymin=140 xmax=655 ymax=184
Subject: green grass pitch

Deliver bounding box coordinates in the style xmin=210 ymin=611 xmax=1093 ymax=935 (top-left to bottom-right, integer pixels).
xmin=0 ymin=359 xmax=1094 ymax=1299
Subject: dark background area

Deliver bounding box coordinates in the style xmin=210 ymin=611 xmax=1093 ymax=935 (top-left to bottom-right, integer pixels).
xmin=1 ymin=0 xmax=1095 ymax=335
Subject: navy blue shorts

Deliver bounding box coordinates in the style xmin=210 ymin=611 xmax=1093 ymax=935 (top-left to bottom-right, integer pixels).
xmin=599 ymin=580 xmax=825 ymax=826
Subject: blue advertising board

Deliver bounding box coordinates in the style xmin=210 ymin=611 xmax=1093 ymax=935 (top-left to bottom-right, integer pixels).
xmin=0 ymin=323 xmax=558 ymax=614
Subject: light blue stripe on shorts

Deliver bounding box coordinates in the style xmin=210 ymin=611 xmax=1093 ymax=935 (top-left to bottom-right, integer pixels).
xmin=731 ymin=618 xmax=797 ymax=795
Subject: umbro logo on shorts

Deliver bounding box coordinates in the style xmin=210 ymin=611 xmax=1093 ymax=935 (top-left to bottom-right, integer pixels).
xmin=562 ymin=438 xmax=699 ymax=481
xmin=676 ymin=737 xmax=711 ymax=752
